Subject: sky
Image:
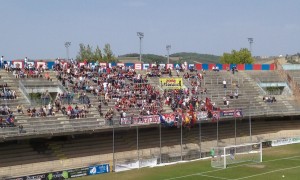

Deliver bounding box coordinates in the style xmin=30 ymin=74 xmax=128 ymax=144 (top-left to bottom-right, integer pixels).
xmin=0 ymin=0 xmax=299 ymax=60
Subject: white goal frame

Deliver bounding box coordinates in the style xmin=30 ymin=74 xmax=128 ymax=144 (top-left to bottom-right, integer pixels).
xmin=211 ymin=142 xmax=262 ymax=169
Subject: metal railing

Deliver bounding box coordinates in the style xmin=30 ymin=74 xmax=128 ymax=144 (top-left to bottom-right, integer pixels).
xmin=2 ymin=123 xmax=300 ymax=178
xmin=18 ymin=81 xmax=32 ymax=104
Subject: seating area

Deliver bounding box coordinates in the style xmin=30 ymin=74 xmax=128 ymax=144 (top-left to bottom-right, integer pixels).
xmin=1 ymin=64 xmax=300 ymax=139
xmin=286 ymin=70 xmax=300 ymax=85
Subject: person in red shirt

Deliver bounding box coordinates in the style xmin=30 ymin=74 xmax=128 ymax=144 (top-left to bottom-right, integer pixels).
xmin=189 ymin=103 xmax=194 ymax=111
xmin=67 ymin=105 xmax=72 ymax=111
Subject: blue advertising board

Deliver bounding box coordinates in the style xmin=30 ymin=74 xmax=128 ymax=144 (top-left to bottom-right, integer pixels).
xmin=88 ymin=164 xmax=110 ymax=175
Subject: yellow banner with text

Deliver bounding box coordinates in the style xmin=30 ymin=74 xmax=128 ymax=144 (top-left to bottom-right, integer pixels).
xmin=159 ymin=78 xmax=183 ymax=89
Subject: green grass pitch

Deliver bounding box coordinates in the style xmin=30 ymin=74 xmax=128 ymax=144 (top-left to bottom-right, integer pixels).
xmin=76 ymin=143 xmax=300 ymax=180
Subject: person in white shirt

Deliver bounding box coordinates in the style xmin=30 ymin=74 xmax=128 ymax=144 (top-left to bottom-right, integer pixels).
xmin=234 ymin=91 xmax=239 ymax=99
xmin=24 ymin=57 xmax=28 ymax=66
xmin=223 ymin=80 xmax=227 ymax=88
xmin=103 ymin=82 xmax=108 ymax=91
xmin=0 ymin=56 xmax=3 ymax=68
xmin=122 ymin=111 xmax=126 ymax=118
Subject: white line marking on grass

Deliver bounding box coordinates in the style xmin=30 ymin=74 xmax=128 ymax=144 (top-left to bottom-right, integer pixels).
xmin=285 ymin=158 xmax=300 ymax=161
xmin=163 ymin=155 xmax=300 ymax=180
xmin=200 ymin=174 xmax=231 ymax=180
xmin=234 ymin=165 xmax=300 ymax=180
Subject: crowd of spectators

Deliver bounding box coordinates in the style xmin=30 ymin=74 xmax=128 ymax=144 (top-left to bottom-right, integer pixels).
xmin=4 ymin=61 xmax=47 ymax=79
xmin=0 ymin=57 xmax=283 ymax=133
xmin=263 ymin=96 xmax=277 ymax=103
xmin=53 ymin=60 xmax=167 ymax=124
xmin=0 ymin=105 xmax=15 ymax=128
xmin=0 ymin=85 xmax=17 ymax=100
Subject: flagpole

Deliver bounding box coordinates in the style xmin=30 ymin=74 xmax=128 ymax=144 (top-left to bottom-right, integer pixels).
xmin=217 ymin=117 xmax=219 ymax=147
xmin=235 ymin=117 xmax=237 ymax=145
xmin=112 ymin=124 xmax=115 ymax=172
xmin=159 ymin=124 xmax=162 ymax=164
xmin=181 ymin=119 xmax=183 ymax=161
xmin=199 ymin=120 xmax=202 ymax=159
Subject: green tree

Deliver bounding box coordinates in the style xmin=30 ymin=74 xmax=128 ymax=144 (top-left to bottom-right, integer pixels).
xmin=76 ymin=43 xmax=86 ymax=62
xmin=94 ymin=45 xmax=103 ymax=62
xmin=221 ymin=48 xmax=254 ymax=64
xmin=86 ymin=45 xmax=93 ymax=62
xmin=77 ymin=43 xmax=117 ymax=62
xmin=103 ymin=43 xmax=115 ymax=62
xmin=76 ymin=43 xmax=94 ymax=62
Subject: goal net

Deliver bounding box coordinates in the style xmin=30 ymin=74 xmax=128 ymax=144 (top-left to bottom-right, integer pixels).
xmin=211 ymin=142 xmax=262 ymax=168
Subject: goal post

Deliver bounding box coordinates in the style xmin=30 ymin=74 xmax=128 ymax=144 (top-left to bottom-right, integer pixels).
xmin=211 ymin=142 xmax=262 ymax=168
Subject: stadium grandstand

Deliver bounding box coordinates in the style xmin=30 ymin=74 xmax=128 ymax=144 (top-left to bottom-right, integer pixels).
xmin=1 ymin=59 xmax=300 ymax=179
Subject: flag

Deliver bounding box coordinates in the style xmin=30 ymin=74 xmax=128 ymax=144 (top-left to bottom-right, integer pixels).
xmin=206 ymin=97 xmax=213 ymax=111
xmin=158 ymin=114 xmax=166 ymax=124
xmin=159 ymin=113 xmax=175 ymax=127
xmin=212 ymin=111 xmax=220 ymax=122
xmin=234 ymin=109 xmax=243 ymax=118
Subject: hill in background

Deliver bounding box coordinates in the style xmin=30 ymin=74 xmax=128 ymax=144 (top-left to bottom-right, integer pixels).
xmin=170 ymin=52 xmax=220 ymax=64
xmin=118 ymin=52 xmax=221 ymax=64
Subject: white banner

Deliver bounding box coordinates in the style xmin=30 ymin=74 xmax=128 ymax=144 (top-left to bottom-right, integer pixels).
xmin=271 ymin=137 xmax=300 ymax=147
xmin=99 ymin=62 xmax=107 ymax=67
xmin=132 ymin=115 xmax=160 ymax=124
xmin=115 ymin=158 xmax=157 ymax=172
xmin=36 ymin=61 xmax=46 ymax=69
xmin=120 ymin=117 xmax=132 ymax=125
xmin=166 ymin=64 xmax=174 ymax=69
xmin=197 ymin=111 xmax=208 ymax=120
xmin=134 ymin=63 xmax=142 ymax=70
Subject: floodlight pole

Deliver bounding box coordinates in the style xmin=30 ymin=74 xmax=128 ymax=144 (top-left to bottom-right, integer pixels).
xmin=137 ymin=32 xmax=144 ymax=62
xmin=65 ymin=42 xmax=71 ymax=60
xmin=166 ymin=45 xmax=171 ymax=64
xmin=248 ymin=38 xmax=253 ymax=54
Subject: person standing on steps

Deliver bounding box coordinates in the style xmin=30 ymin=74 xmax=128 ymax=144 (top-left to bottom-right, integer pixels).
xmin=0 ymin=56 xmax=3 ymax=69
xmin=223 ymin=79 xmax=227 ymax=88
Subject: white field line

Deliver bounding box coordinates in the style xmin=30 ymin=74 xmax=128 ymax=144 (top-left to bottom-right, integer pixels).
xmin=285 ymin=158 xmax=300 ymax=161
xmin=200 ymin=174 xmax=231 ymax=180
xmin=234 ymin=165 xmax=300 ymax=180
xmin=163 ymin=155 xmax=300 ymax=180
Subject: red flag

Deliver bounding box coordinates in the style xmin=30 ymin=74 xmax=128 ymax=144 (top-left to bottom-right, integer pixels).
xmin=212 ymin=111 xmax=220 ymax=122
xmin=206 ymin=97 xmax=213 ymax=111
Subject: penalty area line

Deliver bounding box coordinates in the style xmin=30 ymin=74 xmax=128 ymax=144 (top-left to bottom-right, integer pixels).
xmin=235 ymin=165 xmax=300 ymax=180
xmin=199 ymin=174 xmax=231 ymax=180
xmin=163 ymin=155 xmax=300 ymax=180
